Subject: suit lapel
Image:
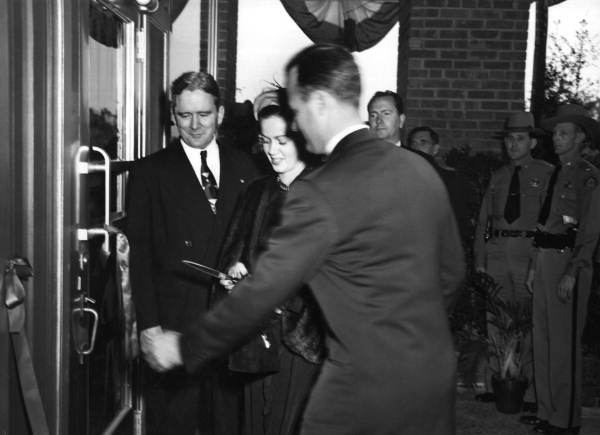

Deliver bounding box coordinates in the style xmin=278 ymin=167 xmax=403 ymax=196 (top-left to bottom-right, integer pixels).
xmin=163 ymin=140 xmax=217 ymax=251
xmin=217 ymin=143 xmax=248 ymax=219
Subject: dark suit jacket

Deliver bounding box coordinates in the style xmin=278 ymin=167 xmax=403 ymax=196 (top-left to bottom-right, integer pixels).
xmin=410 ymin=148 xmax=475 ymax=244
xmin=126 ymin=139 xmax=258 ymax=332
xmin=181 ymin=129 xmax=465 ymax=435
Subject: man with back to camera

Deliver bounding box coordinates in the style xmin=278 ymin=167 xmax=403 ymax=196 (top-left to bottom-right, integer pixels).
xmin=520 ymin=104 xmax=600 ymax=435
xmin=367 ymin=89 xmax=406 ymax=146
xmin=472 ymin=111 xmax=554 ymax=409
xmin=155 ymin=43 xmax=465 ymax=435
xmin=126 ymin=71 xmax=257 ymax=434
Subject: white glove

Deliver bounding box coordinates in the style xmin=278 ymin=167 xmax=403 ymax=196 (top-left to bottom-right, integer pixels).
xmin=152 ymin=330 xmax=183 ymax=371
xmin=140 ymin=326 xmax=183 ymax=372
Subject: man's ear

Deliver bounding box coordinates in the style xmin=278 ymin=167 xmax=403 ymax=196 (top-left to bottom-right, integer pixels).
xmin=399 ymin=113 xmax=407 ymax=129
xmin=170 ymin=104 xmax=177 ymax=125
xmin=432 ymin=144 xmax=440 ymax=156
xmin=217 ymin=105 xmax=225 ymax=126
xmin=309 ymin=90 xmax=330 ymax=117
xmin=530 ymin=137 xmax=538 ymax=151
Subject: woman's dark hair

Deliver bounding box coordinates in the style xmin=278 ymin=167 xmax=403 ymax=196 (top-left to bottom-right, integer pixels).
xmin=257 ymin=103 xmax=314 ymax=163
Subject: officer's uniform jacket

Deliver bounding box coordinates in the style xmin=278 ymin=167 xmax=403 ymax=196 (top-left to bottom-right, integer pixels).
xmin=474 ymin=157 xmax=554 ymax=270
xmin=537 ymin=157 xmax=600 ymax=277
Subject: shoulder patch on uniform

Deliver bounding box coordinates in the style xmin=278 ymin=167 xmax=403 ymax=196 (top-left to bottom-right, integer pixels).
xmin=584 ymin=175 xmax=598 ymax=190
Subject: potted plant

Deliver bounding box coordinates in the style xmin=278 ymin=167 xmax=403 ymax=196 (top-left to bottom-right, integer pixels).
xmin=456 ymin=272 xmax=532 ymax=414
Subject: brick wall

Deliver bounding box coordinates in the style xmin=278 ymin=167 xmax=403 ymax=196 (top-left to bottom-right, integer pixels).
xmin=196 ymin=0 xmax=531 ymax=152
xmin=199 ymin=0 xmax=238 ymax=107
xmin=399 ymin=0 xmax=531 ymax=152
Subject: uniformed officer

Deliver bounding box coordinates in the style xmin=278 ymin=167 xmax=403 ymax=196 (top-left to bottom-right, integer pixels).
xmin=521 ymin=104 xmax=600 ymax=435
xmin=474 ymin=111 xmax=554 ymax=404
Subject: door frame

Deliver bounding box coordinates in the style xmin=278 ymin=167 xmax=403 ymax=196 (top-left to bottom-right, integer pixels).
xmin=0 ymin=0 xmax=173 ymax=432
xmin=0 ymin=0 xmax=85 ymax=433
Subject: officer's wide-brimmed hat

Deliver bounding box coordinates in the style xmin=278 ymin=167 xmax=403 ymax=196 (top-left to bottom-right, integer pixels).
xmin=541 ymin=103 xmax=600 ymax=146
xmin=493 ymin=111 xmax=545 ymax=138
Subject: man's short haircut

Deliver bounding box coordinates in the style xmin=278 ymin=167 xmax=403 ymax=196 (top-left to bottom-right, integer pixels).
xmin=407 ymin=126 xmax=439 ymax=146
xmin=171 ymin=71 xmax=221 ymax=108
xmin=367 ymin=90 xmax=404 ymax=114
xmin=285 ymin=44 xmax=361 ymax=108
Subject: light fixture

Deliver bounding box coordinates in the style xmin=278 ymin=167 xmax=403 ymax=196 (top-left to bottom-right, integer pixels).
xmin=135 ymin=0 xmax=159 ymax=13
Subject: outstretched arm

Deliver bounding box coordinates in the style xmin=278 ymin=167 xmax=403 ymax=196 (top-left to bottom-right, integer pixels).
xmin=180 ymin=180 xmax=336 ymax=373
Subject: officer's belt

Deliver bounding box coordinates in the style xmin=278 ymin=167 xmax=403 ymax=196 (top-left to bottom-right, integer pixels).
xmin=533 ymin=229 xmax=576 ymax=250
xmin=492 ymin=229 xmax=536 ymax=238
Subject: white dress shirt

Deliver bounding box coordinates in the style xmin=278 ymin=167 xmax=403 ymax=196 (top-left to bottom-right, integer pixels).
xmin=325 ymin=124 xmax=369 ymax=155
xmin=180 ymin=137 xmax=221 ymax=187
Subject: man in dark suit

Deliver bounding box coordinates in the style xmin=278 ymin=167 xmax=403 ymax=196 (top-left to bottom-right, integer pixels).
xmin=159 ymin=45 xmax=465 ymax=434
xmin=407 ymin=125 xmax=475 ymax=244
xmin=367 ymin=90 xmax=406 ymax=147
xmin=126 ymin=71 xmax=257 ymax=435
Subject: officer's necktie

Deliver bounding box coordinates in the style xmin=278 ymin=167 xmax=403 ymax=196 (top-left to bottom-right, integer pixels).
xmin=504 ymin=166 xmax=521 ymax=224
xmin=538 ymin=164 xmax=561 ymax=225
xmin=200 ymin=150 xmax=218 ymax=214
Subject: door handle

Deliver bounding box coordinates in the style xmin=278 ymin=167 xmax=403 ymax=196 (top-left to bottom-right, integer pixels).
xmin=75 ymin=145 xmax=112 ymax=255
xmin=71 ymin=296 xmax=99 ymax=363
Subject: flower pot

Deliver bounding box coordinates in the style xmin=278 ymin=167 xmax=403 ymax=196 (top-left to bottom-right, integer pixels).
xmin=491 ymin=375 xmax=527 ymax=414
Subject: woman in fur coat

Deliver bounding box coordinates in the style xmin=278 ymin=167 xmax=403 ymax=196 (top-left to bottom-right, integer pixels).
xmin=214 ymin=87 xmax=324 ymax=435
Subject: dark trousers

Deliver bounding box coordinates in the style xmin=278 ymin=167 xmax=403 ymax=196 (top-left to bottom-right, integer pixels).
xmin=143 ymin=362 xmax=244 ymax=435
xmin=143 ymin=365 xmax=207 ymax=435
xmin=533 ymin=249 xmax=592 ymax=429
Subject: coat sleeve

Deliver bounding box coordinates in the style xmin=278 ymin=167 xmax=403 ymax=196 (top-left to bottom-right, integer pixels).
xmin=181 ymin=179 xmax=336 ymax=373
xmin=565 ymin=170 xmax=600 ymax=277
xmin=126 ymin=162 xmax=160 ymax=331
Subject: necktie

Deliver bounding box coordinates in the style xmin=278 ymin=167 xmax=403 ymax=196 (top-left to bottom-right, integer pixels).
xmin=504 ymin=166 xmax=521 ymax=224
xmin=200 ymin=150 xmax=218 ymax=214
xmin=538 ymin=164 xmax=561 ymax=225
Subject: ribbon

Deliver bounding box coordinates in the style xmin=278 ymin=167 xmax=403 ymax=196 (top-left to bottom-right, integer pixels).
xmin=2 ymin=258 xmax=50 ymax=435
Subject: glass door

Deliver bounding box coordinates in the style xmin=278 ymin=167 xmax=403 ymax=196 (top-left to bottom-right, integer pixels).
xmin=70 ymin=1 xmax=165 ymax=434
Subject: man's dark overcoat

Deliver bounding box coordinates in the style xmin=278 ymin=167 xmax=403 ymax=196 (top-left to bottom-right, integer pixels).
xmin=127 ymin=139 xmax=258 ymax=332
xmin=181 ymin=129 xmax=465 ymax=435
xmin=126 ymin=139 xmax=257 ymax=434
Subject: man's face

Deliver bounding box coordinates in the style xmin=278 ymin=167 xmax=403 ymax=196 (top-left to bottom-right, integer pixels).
xmin=410 ymin=130 xmax=439 ymax=156
xmin=552 ymin=122 xmax=584 ymax=157
xmin=286 ymin=67 xmax=324 ymax=154
xmin=368 ymin=96 xmax=405 ymax=143
xmin=504 ymin=132 xmax=536 ymax=163
xmin=173 ymin=89 xmax=224 ymax=149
